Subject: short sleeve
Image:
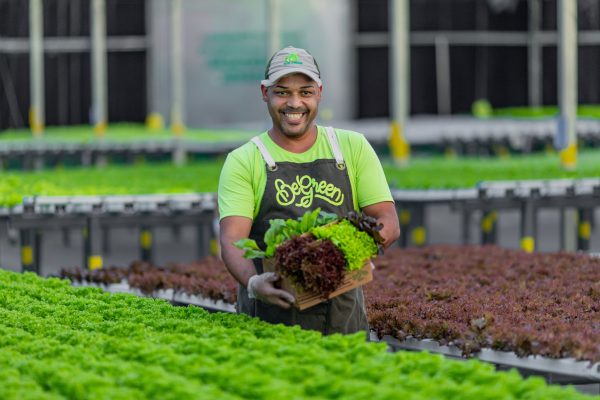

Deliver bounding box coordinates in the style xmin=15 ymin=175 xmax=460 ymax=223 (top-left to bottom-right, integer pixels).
xmin=354 ymin=135 xmax=394 ymax=208
xmin=217 ymin=151 xmax=256 ymax=220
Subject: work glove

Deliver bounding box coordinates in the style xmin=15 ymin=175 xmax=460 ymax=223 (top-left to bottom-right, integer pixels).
xmin=247 ymin=272 xmax=295 ymax=309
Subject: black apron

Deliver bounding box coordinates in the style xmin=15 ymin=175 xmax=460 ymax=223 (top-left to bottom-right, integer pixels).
xmin=237 ymin=127 xmax=369 ymax=335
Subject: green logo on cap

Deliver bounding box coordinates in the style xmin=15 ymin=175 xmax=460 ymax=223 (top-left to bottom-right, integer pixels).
xmin=284 ymin=52 xmax=302 ymax=65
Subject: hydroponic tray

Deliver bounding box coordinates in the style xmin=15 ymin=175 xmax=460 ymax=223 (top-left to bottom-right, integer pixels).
xmin=379 ymin=335 xmax=600 ymax=383
xmin=10 ymin=193 xmax=217 ymax=215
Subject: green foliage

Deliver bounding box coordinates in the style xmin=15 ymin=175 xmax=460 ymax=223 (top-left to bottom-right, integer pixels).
xmin=0 ymin=123 xmax=256 ymax=143
xmin=1 ymin=149 xmax=600 ymax=207
xmin=383 ymin=150 xmax=600 ymax=189
xmin=492 ymin=105 xmax=600 ymax=119
xmin=234 ymin=209 xmax=338 ymax=259
xmin=0 ymin=161 xmax=222 ymax=207
xmin=311 ymin=219 xmax=378 ymax=271
xmin=472 ymin=99 xmax=493 ymax=118
xmin=233 ymin=238 xmax=265 ymax=259
xmin=0 ymin=269 xmax=592 ymax=399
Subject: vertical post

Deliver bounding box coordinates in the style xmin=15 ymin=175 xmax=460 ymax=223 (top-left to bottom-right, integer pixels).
xmin=62 ymin=227 xmax=71 ymax=247
xmin=102 ymin=226 xmax=110 ymax=254
xmin=528 ymin=0 xmax=542 ymax=107
xmin=145 ymin=0 xmax=164 ymax=132
xmin=20 ymin=230 xmax=36 ymax=272
xmin=474 ymin=1 xmax=488 ymax=104
xmin=29 ymin=0 xmax=45 ymax=136
xmin=398 ymin=208 xmax=411 ymax=247
xmin=140 ymin=226 xmax=153 ymax=262
xmin=84 ymin=217 xmax=103 ymax=270
xmin=480 ymin=210 xmax=498 ymax=245
xmin=410 ymin=206 xmax=426 ymax=247
xmin=434 ymin=36 xmax=451 ymax=115
xmin=389 ymin=0 xmax=411 ymax=166
xmin=34 ymin=230 xmax=42 ymax=274
xmin=196 ymin=213 xmax=213 ymax=259
xmin=461 ymin=209 xmax=471 ymax=244
xmin=267 ymin=0 xmax=280 ymax=57
xmin=577 ymin=208 xmax=592 ymax=251
xmin=520 ymin=200 xmax=536 ymax=253
xmin=91 ymin=0 xmax=108 ymax=137
xmin=557 ymin=0 xmax=578 ymax=170
xmin=170 ymin=0 xmax=185 ymax=137
xmin=560 ymin=207 xmax=578 ymax=251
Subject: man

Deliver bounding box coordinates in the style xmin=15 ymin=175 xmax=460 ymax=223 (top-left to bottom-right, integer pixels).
xmin=218 ymin=46 xmax=400 ymax=335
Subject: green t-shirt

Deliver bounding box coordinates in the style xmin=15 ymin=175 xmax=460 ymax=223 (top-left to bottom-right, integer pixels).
xmin=218 ymin=126 xmax=393 ymax=220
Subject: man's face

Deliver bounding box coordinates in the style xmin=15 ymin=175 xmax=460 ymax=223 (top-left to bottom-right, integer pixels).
xmin=261 ymin=73 xmax=322 ymax=139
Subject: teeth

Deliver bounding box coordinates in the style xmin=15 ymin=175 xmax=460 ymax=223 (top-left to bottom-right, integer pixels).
xmin=285 ymin=113 xmax=303 ymax=120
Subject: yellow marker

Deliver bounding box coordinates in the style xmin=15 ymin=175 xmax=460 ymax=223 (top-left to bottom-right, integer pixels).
xmin=412 ymin=227 xmax=426 ymax=246
xmin=146 ymin=112 xmax=164 ymax=131
xmin=22 ymin=246 xmax=33 ymax=266
xmin=140 ymin=231 xmax=153 ymax=249
xmin=29 ymin=108 xmax=44 ymax=136
xmin=444 ymin=146 xmax=456 ymax=159
xmin=389 ymin=121 xmax=410 ymax=166
xmin=494 ymin=145 xmax=510 ymax=159
xmin=88 ymin=255 xmax=103 ymax=270
xmin=399 ymin=209 xmax=411 ymax=226
xmin=579 ymin=221 xmax=591 ymax=240
xmin=134 ymin=155 xmax=146 ymax=165
xmin=481 ymin=211 xmax=497 ymax=233
xmin=559 ymin=143 xmax=577 ymax=171
xmin=94 ymin=120 xmax=107 ymax=137
xmin=520 ymin=236 xmax=535 ymax=253
xmin=171 ymin=121 xmax=186 ymax=136
xmin=210 ymin=238 xmax=219 ymax=256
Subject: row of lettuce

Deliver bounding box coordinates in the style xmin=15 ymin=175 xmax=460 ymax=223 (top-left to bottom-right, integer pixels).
xmin=0 ymin=269 xmax=593 ymax=400
xmin=1 ymin=149 xmax=599 ymax=207
xmin=61 ymin=245 xmax=600 ymax=364
xmin=0 ymin=124 xmax=255 ymax=143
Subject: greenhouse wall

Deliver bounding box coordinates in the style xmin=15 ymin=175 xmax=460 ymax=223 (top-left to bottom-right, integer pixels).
xmin=148 ymin=0 xmax=355 ymax=128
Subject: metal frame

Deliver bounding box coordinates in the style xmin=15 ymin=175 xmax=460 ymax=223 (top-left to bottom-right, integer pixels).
xmin=0 ymin=138 xmax=246 ymax=169
xmin=393 ymin=178 xmax=600 ymax=252
xmin=3 ymin=193 xmax=218 ymax=272
xmin=380 ymin=335 xmax=600 ymax=384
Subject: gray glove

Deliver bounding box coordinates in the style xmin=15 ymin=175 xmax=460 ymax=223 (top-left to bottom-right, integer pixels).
xmin=247 ymin=272 xmax=295 ymax=308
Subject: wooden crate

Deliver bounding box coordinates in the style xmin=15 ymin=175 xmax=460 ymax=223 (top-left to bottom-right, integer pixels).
xmin=262 ymin=258 xmax=374 ymax=311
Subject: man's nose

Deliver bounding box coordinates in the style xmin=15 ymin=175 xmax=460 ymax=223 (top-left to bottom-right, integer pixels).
xmin=286 ymin=94 xmax=302 ymax=108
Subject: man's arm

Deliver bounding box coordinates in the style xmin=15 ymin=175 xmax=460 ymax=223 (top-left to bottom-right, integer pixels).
xmin=219 ymin=215 xmax=294 ymax=308
xmin=219 ymin=215 xmax=256 ymax=288
xmin=362 ymin=201 xmax=400 ymax=248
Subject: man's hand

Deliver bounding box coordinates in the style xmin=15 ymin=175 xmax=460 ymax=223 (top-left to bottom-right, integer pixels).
xmin=248 ymin=272 xmax=295 ymax=309
xmin=362 ymin=201 xmax=401 ymax=248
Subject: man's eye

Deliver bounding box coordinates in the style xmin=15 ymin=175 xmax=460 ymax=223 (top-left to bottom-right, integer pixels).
xmin=275 ymin=91 xmax=288 ymax=96
xmin=302 ymin=91 xmax=313 ymax=96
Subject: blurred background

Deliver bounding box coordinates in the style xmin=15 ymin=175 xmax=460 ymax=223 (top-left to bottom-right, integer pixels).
xmin=1 ymin=0 xmax=599 ymax=275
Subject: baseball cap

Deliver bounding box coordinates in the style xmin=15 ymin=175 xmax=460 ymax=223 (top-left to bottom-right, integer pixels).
xmin=261 ymin=46 xmax=322 ymax=87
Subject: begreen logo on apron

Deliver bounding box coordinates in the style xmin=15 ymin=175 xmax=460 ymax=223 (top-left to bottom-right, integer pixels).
xmin=275 ymin=175 xmax=344 ymax=207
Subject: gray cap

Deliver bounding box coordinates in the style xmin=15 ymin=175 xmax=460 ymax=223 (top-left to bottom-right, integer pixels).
xmin=261 ymin=46 xmax=322 ymax=87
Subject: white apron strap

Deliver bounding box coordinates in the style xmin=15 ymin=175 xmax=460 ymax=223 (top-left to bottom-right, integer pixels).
xmin=251 ymin=136 xmax=277 ymax=171
xmin=324 ymin=126 xmax=346 ymax=169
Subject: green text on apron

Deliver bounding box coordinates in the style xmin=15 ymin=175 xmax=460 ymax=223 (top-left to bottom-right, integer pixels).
xmin=236 ymin=126 xmax=369 ymax=335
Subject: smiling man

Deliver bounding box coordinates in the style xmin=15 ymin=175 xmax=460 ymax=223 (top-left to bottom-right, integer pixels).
xmin=218 ymin=46 xmax=400 ymax=335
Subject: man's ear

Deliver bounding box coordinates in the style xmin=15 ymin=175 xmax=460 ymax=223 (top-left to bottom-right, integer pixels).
xmin=261 ymin=85 xmax=269 ymax=102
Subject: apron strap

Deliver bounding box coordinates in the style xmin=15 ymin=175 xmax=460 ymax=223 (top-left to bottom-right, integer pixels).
xmin=324 ymin=126 xmax=346 ymax=170
xmin=253 ymin=128 xmax=345 ymax=171
xmin=251 ymin=136 xmax=277 ymax=171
